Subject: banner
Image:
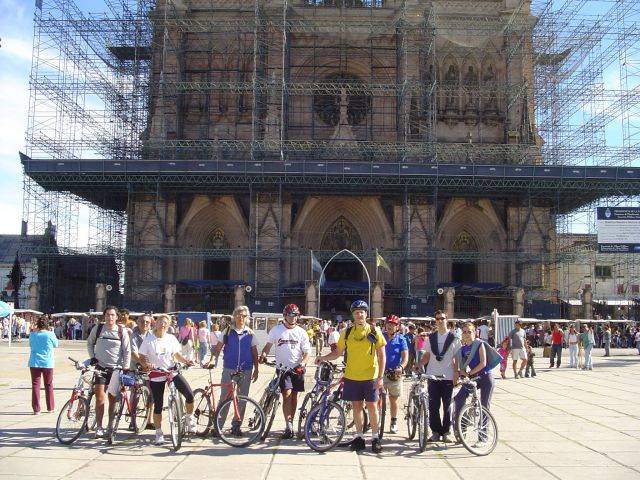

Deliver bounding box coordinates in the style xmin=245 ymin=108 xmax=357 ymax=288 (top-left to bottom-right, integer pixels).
xmin=597 ymin=207 xmax=640 ymax=253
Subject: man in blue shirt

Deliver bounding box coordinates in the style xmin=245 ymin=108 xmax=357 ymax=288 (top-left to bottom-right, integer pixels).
xmin=383 ymin=314 xmax=408 ymax=434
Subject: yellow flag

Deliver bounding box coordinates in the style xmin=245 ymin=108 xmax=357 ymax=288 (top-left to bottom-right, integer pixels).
xmin=376 ymin=251 xmax=391 ymax=272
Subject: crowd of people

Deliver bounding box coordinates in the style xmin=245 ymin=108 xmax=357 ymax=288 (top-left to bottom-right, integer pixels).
xmin=24 ymin=303 xmax=640 ymax=452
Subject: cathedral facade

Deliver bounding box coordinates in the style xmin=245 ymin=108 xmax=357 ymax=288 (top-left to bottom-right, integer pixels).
xmin=125 ymin=0 xmax=554 ymax=317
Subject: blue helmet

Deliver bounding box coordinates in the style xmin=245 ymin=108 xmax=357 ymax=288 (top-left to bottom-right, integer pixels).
xmin=350 ymin=300 xmax=369 ymax=312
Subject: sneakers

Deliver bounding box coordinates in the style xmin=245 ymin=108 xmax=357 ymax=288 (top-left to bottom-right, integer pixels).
xmin=94 ymin=427 xmax=105 ymax=439
xmin=441 ymin=433 xmax=454 ymax=443
xmin=371 ymin=438 xmax=383 ymax=453
xmin=389 ymin=421 xmax=398 ymax=434
xmin=231 ymin=425 xmax=243 ymax=437
xmin=427 ymin=433 xmax=440 ymax=443
xmin=349 ymin=436 xmax=366 ymax=451
xmin=186 ymin=415 xmax=197 ymax=434
xmin=154 ymin=430 xmax=165 ymax=445
xmin=281 ymin=428 xmax=294 ymax=440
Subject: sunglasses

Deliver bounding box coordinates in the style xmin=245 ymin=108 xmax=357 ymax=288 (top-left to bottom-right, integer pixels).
xmin=435 ymin=317 xmax=445 ymax=321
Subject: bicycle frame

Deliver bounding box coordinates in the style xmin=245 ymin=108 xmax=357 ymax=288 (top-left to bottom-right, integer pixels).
xmin=201 ymin=368 xmax=245 ymax=420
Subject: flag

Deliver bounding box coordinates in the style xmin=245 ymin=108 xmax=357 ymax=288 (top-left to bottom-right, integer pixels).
xmin=375 ymin=250 xmax=391 ymax=273
xmin=311 ymin=250 xmax=323 ymax=274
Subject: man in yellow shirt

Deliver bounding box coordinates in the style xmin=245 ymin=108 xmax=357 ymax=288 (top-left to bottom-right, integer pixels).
xmin=316 ymin=300 xmax=386 ymax=453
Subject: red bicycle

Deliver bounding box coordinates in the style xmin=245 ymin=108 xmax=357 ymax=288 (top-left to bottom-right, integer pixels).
xmin=106 ymin=367 xmax=151 ymax=445
xmin=55 ymin=357 xmax=103 ymax=445
xmin=192 ymin=366 xmax=265 ymax=447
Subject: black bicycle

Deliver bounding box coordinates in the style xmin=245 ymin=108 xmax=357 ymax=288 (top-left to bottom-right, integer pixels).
xmin=258 ymin=361 xmax=297 ymax=440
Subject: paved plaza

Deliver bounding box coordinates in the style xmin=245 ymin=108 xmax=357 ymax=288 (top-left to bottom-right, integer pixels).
xmin=1 ymin=341 xmax=640 ymax=479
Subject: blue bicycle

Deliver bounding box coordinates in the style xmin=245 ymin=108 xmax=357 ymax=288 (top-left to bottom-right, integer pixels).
xmin=303 ymin=362 xmax=346 ymax=452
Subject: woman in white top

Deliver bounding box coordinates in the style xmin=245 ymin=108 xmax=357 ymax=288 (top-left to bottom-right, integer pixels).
xmin=566 ymin=325 xmax=579 ymax=369
xmin=139 ymin=315 xmax=196 ymax=445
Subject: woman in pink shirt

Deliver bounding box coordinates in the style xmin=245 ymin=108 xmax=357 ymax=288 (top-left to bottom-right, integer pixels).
xmin=178 ymin=318 xmax=196 ymax=361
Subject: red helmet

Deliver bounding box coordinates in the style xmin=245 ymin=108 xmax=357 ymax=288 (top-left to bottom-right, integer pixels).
xmin=386 ymin=314 xmax=400 ymax=325
xmin=283 ymin=304 xmax=301 ymax=318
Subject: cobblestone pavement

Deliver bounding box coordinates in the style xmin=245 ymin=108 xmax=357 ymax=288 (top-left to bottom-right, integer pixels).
xmin=1 ymin=341 xmax=640 ymax=479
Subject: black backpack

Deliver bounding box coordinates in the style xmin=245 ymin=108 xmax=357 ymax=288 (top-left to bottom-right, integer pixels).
xmin=429 ymin=331 xmax=455 ymax=362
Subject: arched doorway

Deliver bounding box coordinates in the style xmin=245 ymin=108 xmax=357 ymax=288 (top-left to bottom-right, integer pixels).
xmin=451 ymin=230 xmax=478 ymax=284
xmin=320 ymin=217 xmax=365 ymax=316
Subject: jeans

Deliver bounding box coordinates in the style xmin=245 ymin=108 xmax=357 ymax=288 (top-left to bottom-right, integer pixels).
xmin=30 ymin=367 xmax=55 ymax=413
xmin=525 ymin=361 xmax=536 ymax=377
xmin=428 ymin=380 xmax=454 ymax=436
xmin=584 ymin=344 xmax=593 ymax=369
xmin=198 ymin=343 xmax=208 ymax=364
xmin=604 ymin=341 xmax=610 ymax=357
xmin=568 ymin=344 xmax=578 ymax=368
xmin=550 ymin=344 xmax=562 ymax=367
xmin=218 ymin=368 xmax=253 ymax=428
xmin=453 ymin=373 xmax=494 ymax=426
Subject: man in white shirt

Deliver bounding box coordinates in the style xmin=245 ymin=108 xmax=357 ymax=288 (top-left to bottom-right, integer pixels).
xmin=414 ymin=310 xmax=460 ymax=443
xmin=260 ymin=304 xmax=311 ymax=439
xmin=478 ymin=321 xmax=490 ymax=342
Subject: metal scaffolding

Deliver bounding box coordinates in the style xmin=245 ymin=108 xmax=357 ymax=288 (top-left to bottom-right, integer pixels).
xmin=19 ymin=0 xmax=640 ymax=315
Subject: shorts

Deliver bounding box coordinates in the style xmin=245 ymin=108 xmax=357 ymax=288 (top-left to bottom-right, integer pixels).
xmin=383 ymin=375 xmax=403 ymax=398
xmin=94 ymin=366 xmax=114 ymax=386
xmin=511 ymin=348 xmax=527 ymax=361
xmin=278 ymin=370 xmax=305 ymax=393
xmin=342 ymin=378 xmax=379 ymax=403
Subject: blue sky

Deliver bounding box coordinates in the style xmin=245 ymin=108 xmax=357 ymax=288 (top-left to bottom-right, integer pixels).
xmin=0 ymin=0 xmax=637 ymax=238
xmin=0 ymin=0 xmax=34 ymax=234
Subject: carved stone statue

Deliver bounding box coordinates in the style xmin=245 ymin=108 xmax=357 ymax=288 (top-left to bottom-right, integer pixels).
xmin=483 ymin=64 xmax=499 ymax=115
xmin=463 ymin=65 xmax=479 ymax=116
xmin=443 ymin=64 xmax=459 ymax=114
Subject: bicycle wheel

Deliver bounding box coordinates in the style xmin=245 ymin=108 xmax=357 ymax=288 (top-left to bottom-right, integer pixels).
xmin=304 ymin=401 xmax=346 ymax=453
xmin=456 ymin=404 xmax=498 ymax=456
xmin=260 ymin=392 xmax=279 ymax=441
xmin=55 ymin=396 xmax=90 ymax=445
xmin=132 ymin=385 xmax=150 ymax=434
xmin=417 ymin=397 xmax=429 ymax=453
xmin=405 ymin=395 xmax=418 ymax=440
xmin=168 ymin=396 xmax=183 ymax=451
xmin=86 ymin=392 xmax=97 ymax=433
xmin=215 ymin=396 xmax=265 ymax=447
xmin=296 ymin=391 xmax=315 ymax=440
xmin=192 ymin=388 xmax=213 ymax=437
xmin=107 ymin=395 xmax=124 ymax=445
xmin=377 ymin=390 xmax=386 ymax=440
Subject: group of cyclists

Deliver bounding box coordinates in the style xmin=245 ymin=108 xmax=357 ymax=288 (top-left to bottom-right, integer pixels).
xmin=84 ymin=301 xmax=494 ymax=452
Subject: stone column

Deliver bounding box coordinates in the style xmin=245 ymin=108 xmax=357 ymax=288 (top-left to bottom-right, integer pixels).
xmin=234 ymin=285 xmax=246 ymax=308
xmin=306 ymin=281 xmax=318 ymax=318
xmin=444 ymin=287 xmax=455 ymax=319
xmin=164 ymin=283 xmax=176 ymax=313
xmin=513 ymin=287 xmax=525 ymax=317
xmin=582 ymin=286 xmax=593 ymax=319
xmin=27 ymin=282 xmax=39 ymax=311
xmin=372 ymin=281 xmax=384 ymax=319
xmin=95 ymin=283 xmax=107 ymax=313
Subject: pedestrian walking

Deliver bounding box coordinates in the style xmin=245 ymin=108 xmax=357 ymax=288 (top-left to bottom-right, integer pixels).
xmin=178 ymin=318 xmax=196 ymax=362
xmin=580 ymin=325 xmax=594 ymax=371
xmin=509 ymin=320 xmax=528 ymax=378
xmin=549 ymin=324 xmax=564 ymax=368
xmin=497 ymin=339 xmax=510 ymax=379
xmin=602 ymin=325 xmax=611 ymax=357
xmin=524 ymin=341 xmax=536 ymax=377
xmin=28 ymin=317 xmax=59 ymax=414
xmin=566 ymin=325 xmax=579 ymax=368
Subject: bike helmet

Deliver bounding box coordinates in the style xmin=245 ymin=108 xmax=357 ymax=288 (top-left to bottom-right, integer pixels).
xmin=283 ymin=303 xmax=301 ymax=317
xmin=350 ymin=299 xmax=369 ymax=312
xmin=386 ymin=314 xmax=400 ymax=325
xmin=315 ymin=362 xmax=335 ymax=385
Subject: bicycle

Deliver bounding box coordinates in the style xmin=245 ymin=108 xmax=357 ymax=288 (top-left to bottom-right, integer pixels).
xmin=296 ymin=364 xmax=343 ymax=439
xmin=258 ymin=361 xmax=297 ymax=440
xmin=148 ymin=364 xmax=191 ymax=451
xmin=55 ymin=357 xmax=102 ymax=445
xmin=405 ymin=372 xmax=430 ymax=452
xmin=106 ymin=367 xmax=151 ymax=445
xmin=303 ymin=362 xmax=346 ymax=452
xmin=192 ymin=366 xmax=265 ymax=447
xmin=454 ymin=375 xmax=498 ymax=456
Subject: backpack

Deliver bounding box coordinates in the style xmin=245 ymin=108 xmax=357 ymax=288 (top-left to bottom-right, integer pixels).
xmin=456 ymin=339 xmax=502 ymax=372
xmin=222 ymin=326 xmax=254 ymax=346
xmin=93 ymin=323 xmax=124 ymax=349
xmin=344 ymin=325 xmax=379 ymax=355
xmin=429 ymin=331 xmax=455 ymax=361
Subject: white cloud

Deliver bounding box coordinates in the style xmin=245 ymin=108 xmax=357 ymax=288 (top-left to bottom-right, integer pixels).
xmin=0 ymin=36 xmax=33 ymax=63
